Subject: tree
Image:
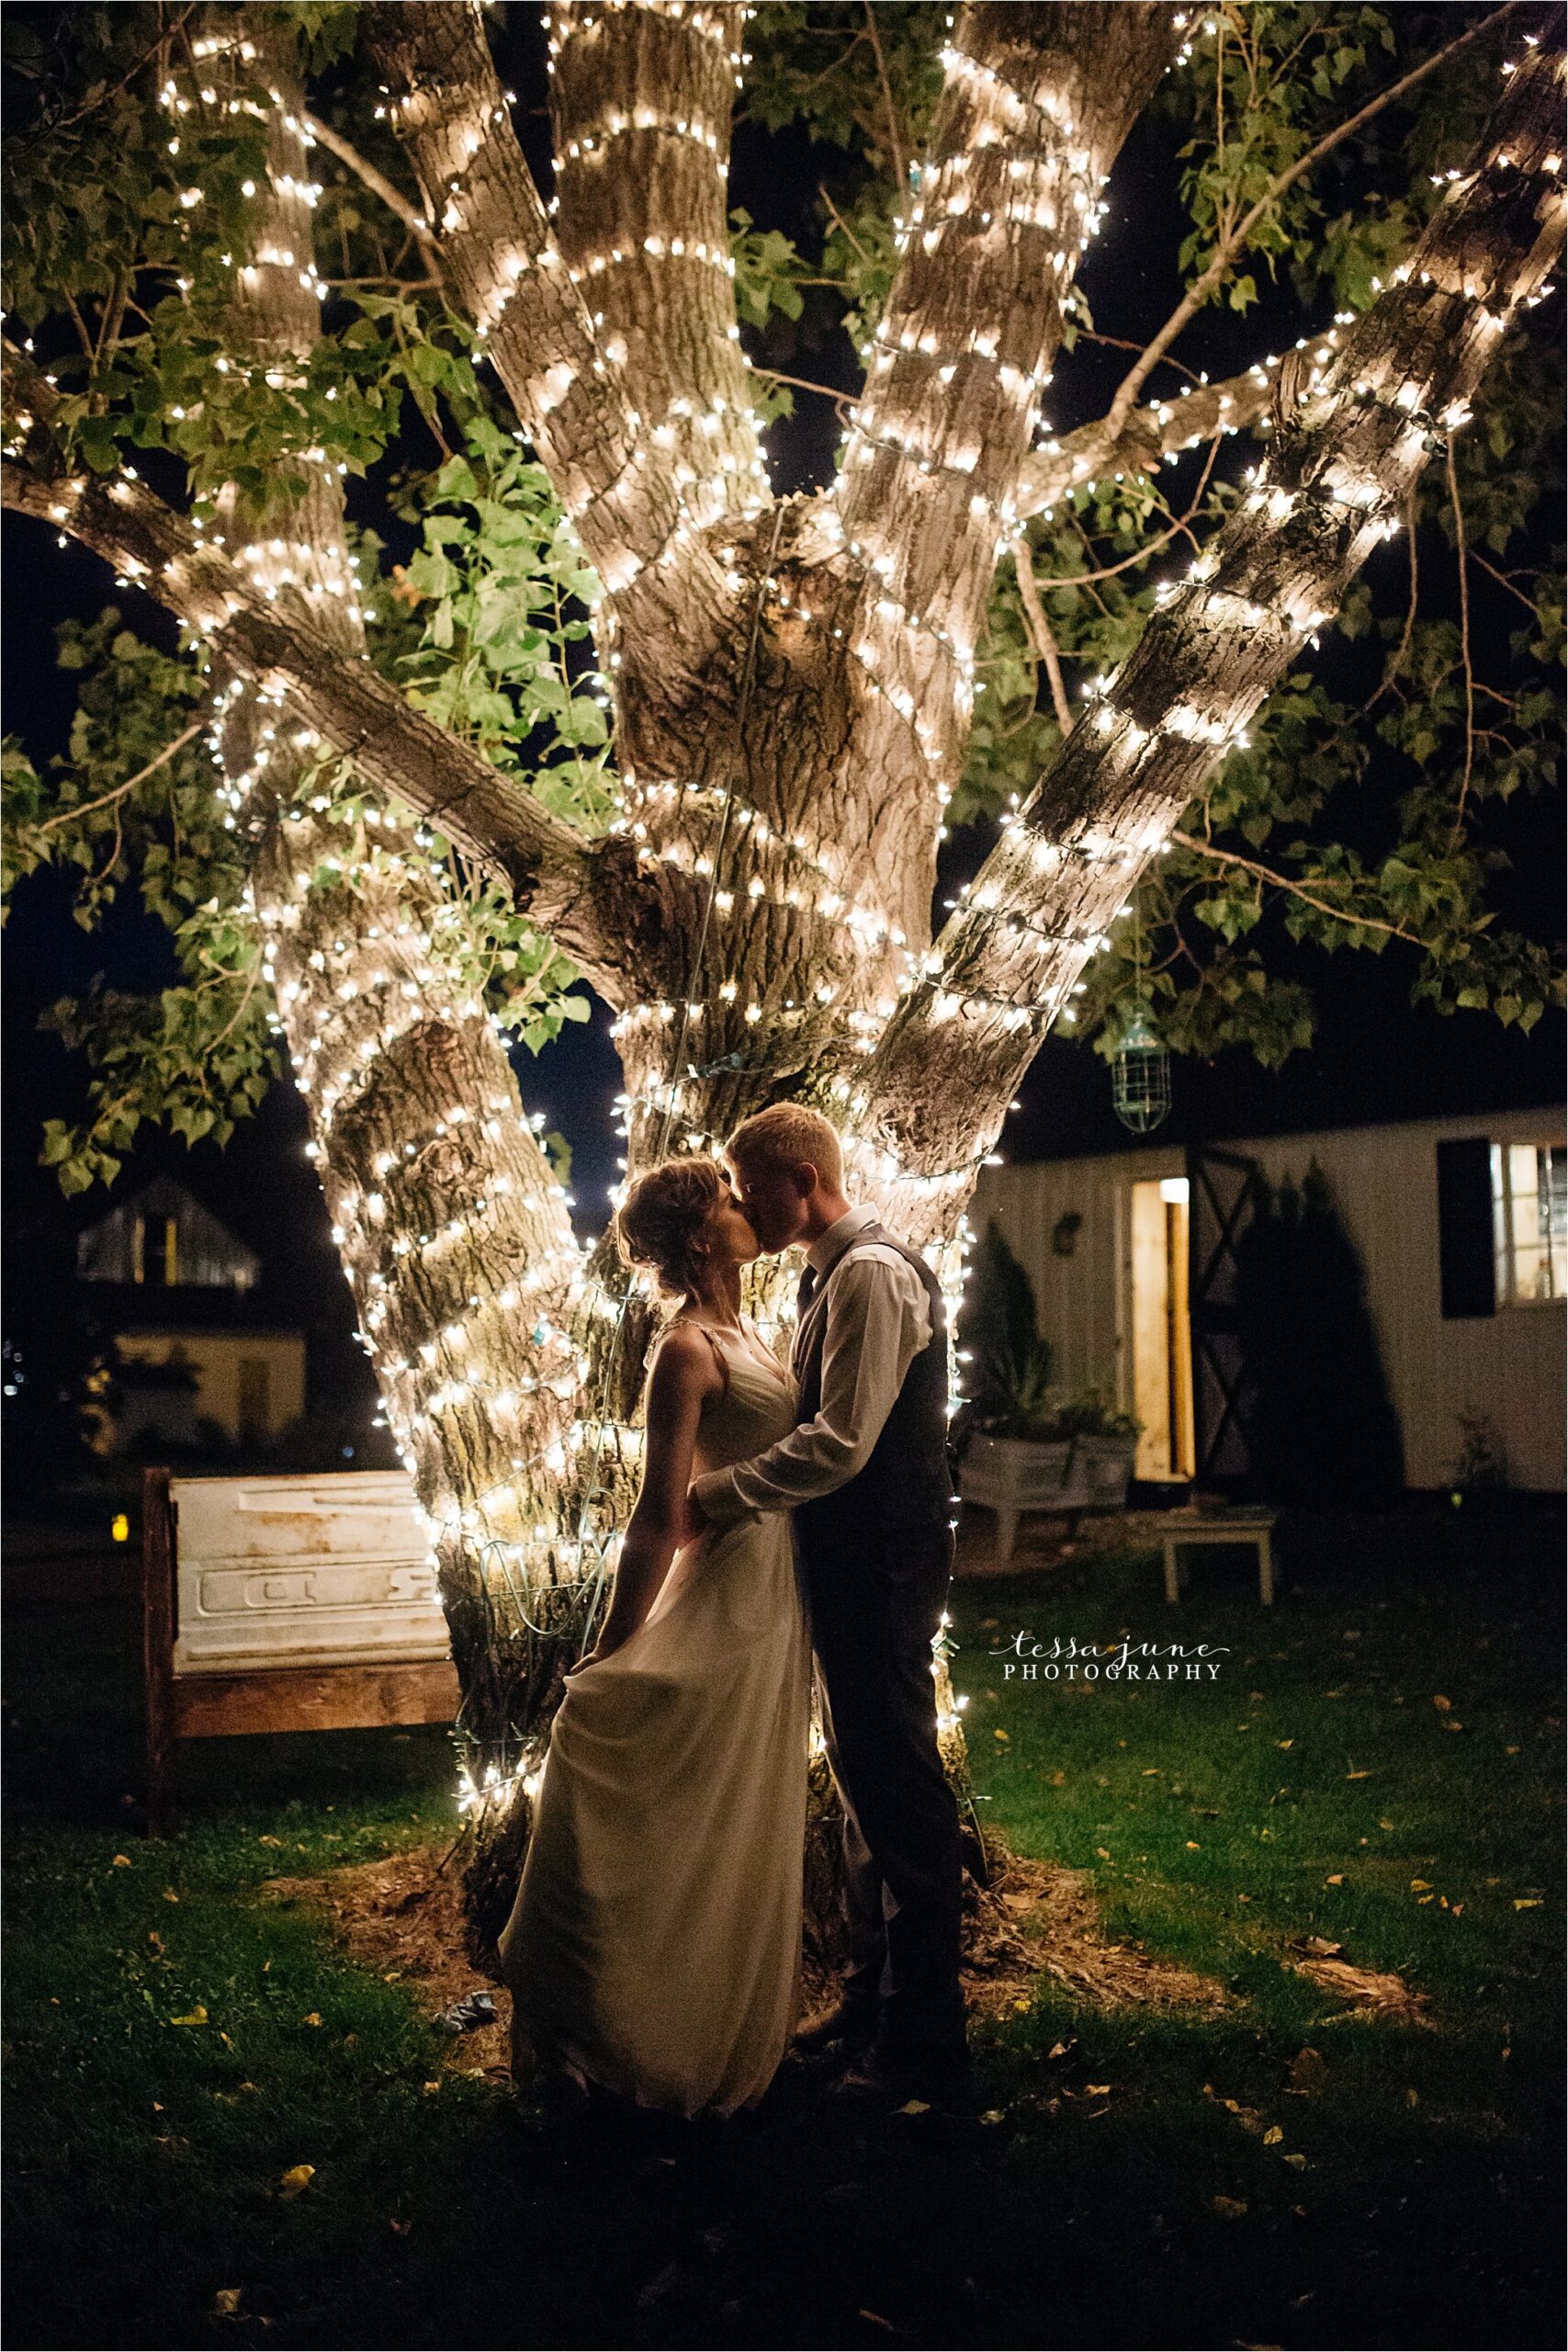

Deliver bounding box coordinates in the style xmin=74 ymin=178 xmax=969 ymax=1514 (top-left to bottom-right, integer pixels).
xmin=4 ymin=2 xmax=1562 ymax=1954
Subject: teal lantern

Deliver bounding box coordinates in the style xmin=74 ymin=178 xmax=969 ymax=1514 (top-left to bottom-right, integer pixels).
xmin=1112 ymin=1005 xmax=1171 ymax=1133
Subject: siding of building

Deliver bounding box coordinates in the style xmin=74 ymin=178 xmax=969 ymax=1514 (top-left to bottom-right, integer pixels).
xmin=973 ymin=1106 xmax=1565 ymax=1494
xmin=112 ymin=1331 xmax=307 ymax=1443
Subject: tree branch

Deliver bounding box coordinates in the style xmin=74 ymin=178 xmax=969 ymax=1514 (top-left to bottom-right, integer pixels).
xmin=1012 ymin=543 xmax=1073 ymax=736
xmin=863 ymin=1 xmax=908 ymax=193
xmin=1099 ymin=4 xmax=1522 ymax=448
xmin=362 ymin=0 xmax=735 ymax=650
xmin=1168 ymin=829 xmax=1424 ymax=944
xmin=1016 ymin=354 xmax=1280 ymax=519
xmin=829 ymin=5 xmax=1179 ymax=789
xmin=36 ymin=717 xmax=209 ymax=833
xmin=852 ymin=15 xmax=1565 ymax=1190
xmin=546 ymin=0 xmax=765 ymax=538
xmin=1446 ymin=434 xmax=1477 ymax=840
xmin=2 ymin=368 xmax=650 ymax=1002
xmin=303 ymin=110 xmax=446 ymax=281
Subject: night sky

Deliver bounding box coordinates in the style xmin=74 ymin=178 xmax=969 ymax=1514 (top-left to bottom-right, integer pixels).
xmin=4 ymin=8 xmax=1562 ymax=1384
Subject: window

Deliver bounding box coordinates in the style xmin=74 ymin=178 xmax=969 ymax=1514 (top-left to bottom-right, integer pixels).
xmin=1491 ymin=1144 xmax=1567 ymax=1304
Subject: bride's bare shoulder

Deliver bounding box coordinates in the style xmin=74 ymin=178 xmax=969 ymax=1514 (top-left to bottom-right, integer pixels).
xmin=648 ymin=1320 xmax=726 ymax=1397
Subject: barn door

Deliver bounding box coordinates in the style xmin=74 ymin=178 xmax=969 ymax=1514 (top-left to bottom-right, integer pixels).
xmin=1188 ymin=1144 xmax=1264 ymax=1488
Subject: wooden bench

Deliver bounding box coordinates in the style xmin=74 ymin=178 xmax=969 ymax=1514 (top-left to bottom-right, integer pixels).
xmin=1158 ymin=1507 xmax=1279 ymax=1608
xmin=141 ymin=1465 xmax=459 ymax=1834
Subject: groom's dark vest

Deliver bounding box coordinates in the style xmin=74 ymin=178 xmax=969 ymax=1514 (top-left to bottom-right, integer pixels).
xmin=792 ymin=1218 xmax=953 ymax=1554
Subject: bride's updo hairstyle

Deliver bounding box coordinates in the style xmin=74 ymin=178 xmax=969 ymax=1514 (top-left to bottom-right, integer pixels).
xmin=615 ymin=1155 xmax=726 ymax=1297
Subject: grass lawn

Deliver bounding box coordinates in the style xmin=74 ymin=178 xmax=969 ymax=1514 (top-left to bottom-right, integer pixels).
xmin=4 ymin=1508 xmax=1562 ymax=2350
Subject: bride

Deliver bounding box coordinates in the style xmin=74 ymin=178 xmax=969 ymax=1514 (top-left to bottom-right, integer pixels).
xmin=498 ymin=1153 xmax=812 ymax=2119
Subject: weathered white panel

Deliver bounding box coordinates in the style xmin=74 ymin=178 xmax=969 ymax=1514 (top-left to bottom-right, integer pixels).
xmin=171 ymin=1471 xmax=448 ymax=1675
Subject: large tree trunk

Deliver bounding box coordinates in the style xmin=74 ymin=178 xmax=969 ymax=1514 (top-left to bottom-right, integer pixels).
xmin=191 ymin=18 xmax=606 ymax=1951
xmin=6 ymin=2 xmax=1561 ymax=1976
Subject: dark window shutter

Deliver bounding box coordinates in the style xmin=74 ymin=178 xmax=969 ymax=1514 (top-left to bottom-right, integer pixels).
xmin=1436 ymin=1139 xmax=1495 ymax=1318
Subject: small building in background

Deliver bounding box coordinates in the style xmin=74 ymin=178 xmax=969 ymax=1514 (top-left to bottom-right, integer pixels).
xmin=77 ymin=1178 xmax=306 ymax=1453
xmin=972 ymin=1106 xmax=1565 ymax=1498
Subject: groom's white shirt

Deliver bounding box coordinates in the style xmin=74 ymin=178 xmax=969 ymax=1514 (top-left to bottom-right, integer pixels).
xmin=691 ymin=1203 xmax=932 ymax=1528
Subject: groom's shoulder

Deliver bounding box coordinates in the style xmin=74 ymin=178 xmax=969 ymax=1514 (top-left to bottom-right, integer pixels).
xmin=835 ymin=1234 xmax=926 ymax=1285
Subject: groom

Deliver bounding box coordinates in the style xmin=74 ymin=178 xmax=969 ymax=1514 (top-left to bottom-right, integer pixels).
xmin=685 ymin=1103 xmax=969 ymax=2108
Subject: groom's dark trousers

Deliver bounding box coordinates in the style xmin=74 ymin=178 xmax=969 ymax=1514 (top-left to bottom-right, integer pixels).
xmin=792 ymin=1220 xmax=966 ymax=2064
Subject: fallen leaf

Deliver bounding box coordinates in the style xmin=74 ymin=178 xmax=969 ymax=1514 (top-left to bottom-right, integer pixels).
xmin=1276 ymin=1739 xmax=1293 ymax=1750
xmin=169 ymin=2006 xmax=208 ymax=2027
xmin=211 ymin=2290 xmax=243 ymax=2320
xmin=1095 ymin=1846 xmax=1111 ymax=1860
xmin=1263 ymin=2124 xmax=1283 ymax=2145
xmin=257 ymin=1835 xmax=283 ymax=1849
xmin=1346 ymin=1769 xmax=1371 ymax=1781
xmin=389 ymin=2219 xmax=413 ymax=2237
xmin=896 ymin=2099 xmax=931 ymax=2116
xmin=301 ymin=2013 xmax=322 ymax=2028
xmin=979 ymin=2109 xmax=1007 ymax=2126
xmin=993 ymin=1729 xmax=1010 ymax=1744
xmin=1047 ymin=1770 xmax=1066 ymax=1786
xmin=1513 ymin=1898 xmax=1541 ymax=1910
xmin=1409 ymin=1879 xmax=1431 ymax=1892
xmin=1288 ymin=2047 xmax=1327 ymax=2096
xmin=1325 ymin=1874 xmax=1344 ymax=1886
xmin=1432 ymin=1695 xmax=1451 ymax=1711
xmin=1212 ymin=2195 xmax=1248 ymax=2219
xmin=112 ymin=1854 xmax=132 ymax=1868
xmin=276 ymin=2165 xmax=315 ymax=2200
xmin=1283 ymin=2152 xmax=1307 ymax=2168
xmin=1085 ymin=2084 xmax=1111 ymax=2098
xmin=1186 ymin=1841 xmax=1201 ymax=1851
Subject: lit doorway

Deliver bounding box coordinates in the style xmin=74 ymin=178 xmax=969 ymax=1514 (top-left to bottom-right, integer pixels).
xmin=1130 ymin=1177 xmax=1196 ymax=1480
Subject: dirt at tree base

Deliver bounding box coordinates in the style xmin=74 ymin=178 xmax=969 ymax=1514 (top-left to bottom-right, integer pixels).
xmin=261 ymin=1838 xmax=1240 ymax=2080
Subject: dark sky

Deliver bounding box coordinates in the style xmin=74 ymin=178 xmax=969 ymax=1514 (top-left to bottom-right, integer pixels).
xmin=3 ymin=6 xmax=1561 ymax=1345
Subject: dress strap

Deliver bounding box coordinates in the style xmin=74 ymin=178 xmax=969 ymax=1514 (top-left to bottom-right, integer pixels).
xmin=665 ymin=1317 xmax=730 ymax=1395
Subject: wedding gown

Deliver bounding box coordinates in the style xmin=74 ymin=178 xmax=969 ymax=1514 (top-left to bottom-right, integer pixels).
xmin=497 ymin=1319 xmax=812 ymax=2119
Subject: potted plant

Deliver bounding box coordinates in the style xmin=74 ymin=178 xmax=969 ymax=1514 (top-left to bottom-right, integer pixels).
xmin=1052 ymin=1386 xmax=1142 ymax=1511
xmin=954 ymin=1226 xmax=1142 ymax=1561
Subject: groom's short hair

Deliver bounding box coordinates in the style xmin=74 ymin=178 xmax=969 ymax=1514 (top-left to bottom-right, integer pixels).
xmin=727 ymin=1103 xmax=844 ymax=1191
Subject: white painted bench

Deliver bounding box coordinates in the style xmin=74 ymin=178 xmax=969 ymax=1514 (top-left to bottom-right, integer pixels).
xmin=1158 ymin=1507 xmax=1279 ymax=1607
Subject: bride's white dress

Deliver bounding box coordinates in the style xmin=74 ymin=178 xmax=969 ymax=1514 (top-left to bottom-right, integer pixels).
xmin=497 ymin=1320 xmax=811 ymax=2119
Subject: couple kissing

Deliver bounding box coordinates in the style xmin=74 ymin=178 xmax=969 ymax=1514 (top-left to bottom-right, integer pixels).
xmin=498 ymin=1103 xmax=969 ymax=2120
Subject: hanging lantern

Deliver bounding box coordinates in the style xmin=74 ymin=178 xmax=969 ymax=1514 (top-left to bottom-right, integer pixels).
xmin=1111 ymin=1004 xmax=1171 ymax=1133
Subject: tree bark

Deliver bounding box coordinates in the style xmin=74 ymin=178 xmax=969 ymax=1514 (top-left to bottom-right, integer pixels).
xmin=170 ymin=14 xmax=625 ymax=1959
xmin=1015 ymin=356 xmax=1280 ymax=520
xmin=855 ymin=17 xmax=1566 ymax=1201
xmin=362 ymin=0 xmax=743 ymax=689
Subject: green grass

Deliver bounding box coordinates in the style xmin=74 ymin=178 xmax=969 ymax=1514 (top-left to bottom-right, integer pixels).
xmin=4 ymin=1510 xmax=1562 ymax=2349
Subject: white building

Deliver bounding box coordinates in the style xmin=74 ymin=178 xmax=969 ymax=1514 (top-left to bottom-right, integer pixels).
xmin=972 ymin=1106 xmax=1565 ymax=1496
xmin=77 ymin=1178 xmax=307 ymax=1451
